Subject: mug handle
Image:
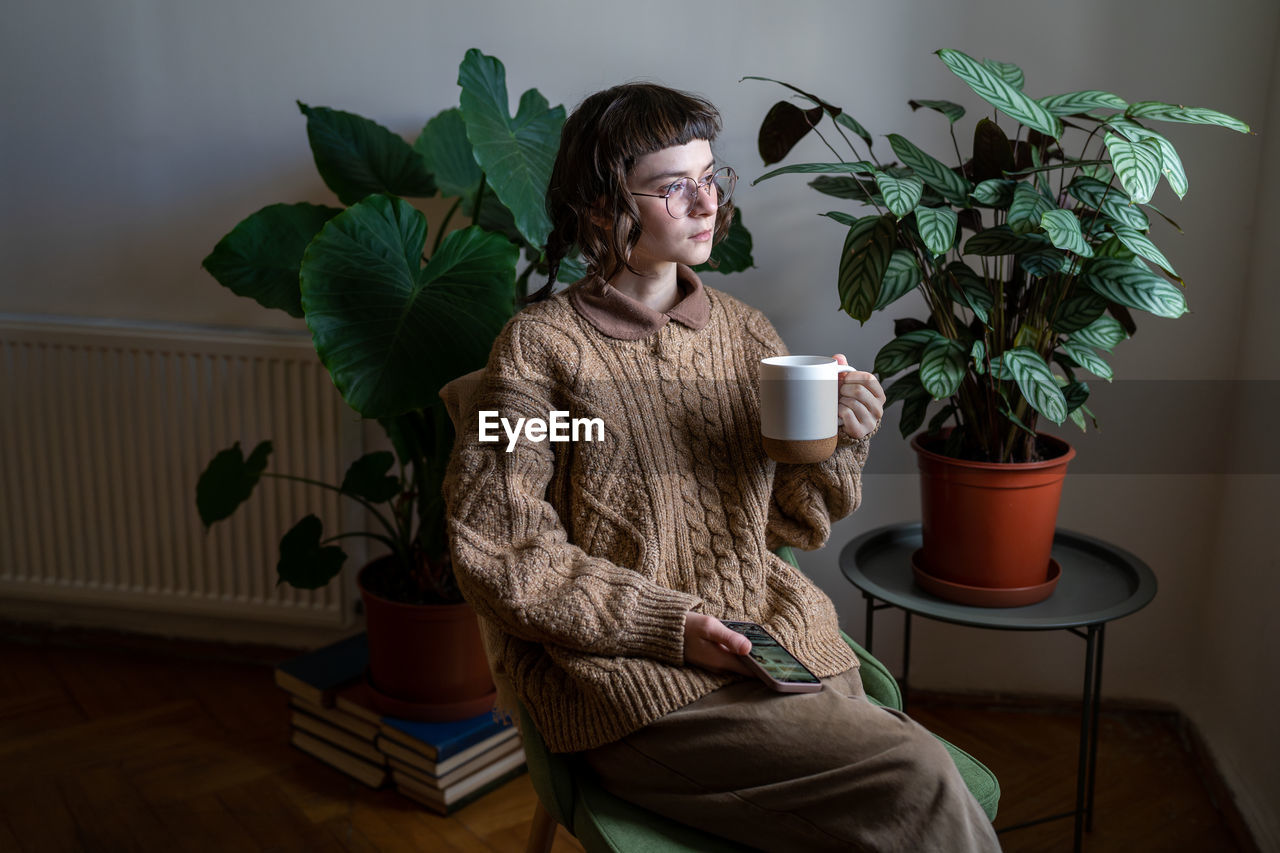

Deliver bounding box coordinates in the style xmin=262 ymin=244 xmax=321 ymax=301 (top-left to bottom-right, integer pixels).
xmin=836 ymin=365 xmax=856 ymax=429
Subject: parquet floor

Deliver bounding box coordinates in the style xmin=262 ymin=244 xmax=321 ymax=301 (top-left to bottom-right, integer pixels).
xmin=0 ymin=624 xmax=1252 ymax=852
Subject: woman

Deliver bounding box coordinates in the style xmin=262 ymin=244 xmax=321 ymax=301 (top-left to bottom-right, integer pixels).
xmin=442 ymin=82 xmax=998 ymax=852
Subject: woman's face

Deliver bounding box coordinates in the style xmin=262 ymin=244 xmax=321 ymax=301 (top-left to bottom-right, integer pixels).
xmin=624 ymin=138 xmax=719 ymax=275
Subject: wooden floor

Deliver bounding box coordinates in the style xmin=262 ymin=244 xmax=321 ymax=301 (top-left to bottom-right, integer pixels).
xmin=0 ymin=624 xmax=1253 ymax=852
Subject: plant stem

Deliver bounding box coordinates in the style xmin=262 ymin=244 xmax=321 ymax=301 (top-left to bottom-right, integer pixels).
xmin=261 ymin=472 xmax=402 ymax=547
xmin=432 ymin=196 xmax=463 ymax=256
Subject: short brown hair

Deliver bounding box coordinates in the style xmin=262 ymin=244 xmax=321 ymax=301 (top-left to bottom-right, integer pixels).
xmin=532 ymin=83 xmax=734 ymax=301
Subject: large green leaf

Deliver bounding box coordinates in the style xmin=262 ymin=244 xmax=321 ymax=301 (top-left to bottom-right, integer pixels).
xmin=982 ymin=59 xmax=1025 ymax=90
xmin=1052 ymin=291 xmax=1108 ymax=333
xmin=874 ymin=329 xmax=941 ymax=376
xmin=937 ymin=49 xmax=1061 ymax=138
xmin=946 ymin=261 xmax=993 ymax=323
xmin=414 ymin=107 xmax=482 ymax=199
xmin=202 ymin=203 xmax=343 ymax=318
xmin=963 ymin=225 xmax=1050 ymax=256
xmin=754 ymin=161 xmax=877 ymax=184
xmin=1111 ymin=224 xmax=1177 ymax=277
xmin=458 ymin=49 xmax=565 ymax=248
xmin=1071 ymin=315 xmax=1128 ymax=351
xmin=914 ymin=206 xmax=958 ymax=255
xmin=875 ymin=250 xmax=923 ymax=310
xmin=196 ymin=441 xmax=273 ymax=526
xmin=838 ymin=214 xmax=896 ymax=323
xmin=887 ymin=135 xmax=969 ymax=206
xmin=909 ymin=99 xmax=966 ymax=123
xmin=1008 ymin=183 xmax=1054 ymax=234
xmin=300 ymin=196 xmax=518 ymax=418
xmin=1104 ymin=133 xmax=1163 ymax=204
xmin=1040 ymin=209 xmax=1093 ymax=257
xmin=1039 ymin=90 xmax=1127 ymax=116
xmin=1084 ymin=259 xmax=1187 ymax=318
xmin=1003 ymin=347 xmax=1068 ymax=424
xmin=1058 ymin=340 xmax=1113 ymax=381
xmin=1067 ymin=176 xmax=1150 ymax=230
xmin=1126 ymin=101 xmax=1251 ymax=134
xmin=971 ymin=179 xmax=1016 ymax=208
xmin=1104 ymin=120 xmax=1189 ymax=199
xmin=919 ymin=336 xmax=968 ymax=399
xmin=297 ymin=102 xmax=436 ymax=206
xmin=695 ymin=208 xmax=754 ymax=274
xmin=1020 ymin=248 xmax=1070 ymax=277
xmin=875 ymin=172 xmax=924 ymax=217
xmin=809 ymin=175 xmax=881 ymax=204
xmin=277 ymin=515 xmax=347 ymax=590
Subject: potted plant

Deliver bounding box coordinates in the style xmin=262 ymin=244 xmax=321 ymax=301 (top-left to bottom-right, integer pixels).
xmin=197 ymin=49 xmax=754 ymax=717
xmin=751 ymin=49 xmax=1248 ymax=605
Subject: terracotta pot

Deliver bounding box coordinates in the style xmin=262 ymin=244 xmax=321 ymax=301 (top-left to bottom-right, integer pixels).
xmin=357 ymin=558 xmax=495 ymax=721
xmin=911 ymin=430 xmax=1075 ymax=605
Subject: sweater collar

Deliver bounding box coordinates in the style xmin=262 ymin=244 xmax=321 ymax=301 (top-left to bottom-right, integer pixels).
xmin=569 ymin=264 xmax=711 ymax=341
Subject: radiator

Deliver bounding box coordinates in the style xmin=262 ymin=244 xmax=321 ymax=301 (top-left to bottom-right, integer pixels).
xmin=0 ymin=316 xmax=367 ymax=628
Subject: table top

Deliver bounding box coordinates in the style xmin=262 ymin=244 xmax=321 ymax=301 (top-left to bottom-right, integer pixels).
xmin=840 ymin=523 xmax=1158 ymax=630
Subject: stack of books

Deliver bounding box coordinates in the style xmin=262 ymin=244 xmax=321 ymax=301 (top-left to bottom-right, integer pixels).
xmin=275 ymin=632 xmax=525 ymax=814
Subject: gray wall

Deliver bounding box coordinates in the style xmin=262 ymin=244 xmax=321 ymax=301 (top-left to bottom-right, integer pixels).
xmin=3 ymin=0 xmax=1277 ymax=844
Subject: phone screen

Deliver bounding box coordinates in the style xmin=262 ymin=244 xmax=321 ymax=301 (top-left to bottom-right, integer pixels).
xmin=723 ymin=621 xmax=821 ymax=684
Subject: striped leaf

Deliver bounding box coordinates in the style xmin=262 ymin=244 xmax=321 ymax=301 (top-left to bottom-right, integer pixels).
xmin=971 ymin=179 xmax=1016 ymax=207
xmin=982 ymin=59 xmax=1025 ymax=90
xmin=1020 ymin=248 xmax=1071 ymax=277
xmin=1040 ymin=209 xmax=1093 ymax=257
xmin=1052 ymin=291 xmax=1108 ymax=333
xmin=910 ymin=99 xmax=966 ymax=123
xmin=946 ymin=262 xmax=992 ymax=323
xmin=754 ymin=161 xmax=877 ymax=184
xmin=1063 ymin=380 xmax=1091 ymax=413
xmin=1002 ymin=347 xmax=1068 ymax=424
xmin=914 ymin=206 xmax=958 ymax=255
xmin=1067 ymin=176 xmax=1150 ymax=231
xmin=1104 ymin=133 xmax=1163 ymax=204
xmin=811 ymin=175 xmax=880 ymax=203
xmin=887 ymin=134 xmax=970 ymax=206
xmin=838 ymin=214 xmax=897 ymax=323
xmin=1111 ymin=225 xmax=1177 ymax=277
xmin=971 ymin=339 xmax=986 ymax=372
xmin=1126 ymin=101 xmax=1251 ymax=134
xmin=1039 ymin=90 xmax=1127 ymax=116
xmin=875 ymin=172 xmax=925 ymax=217
xmin=1105 ymin=120 xmax=1189 ymax=198
xmin=899 ymin=392 xmax=930 ymax=438
xmin=920 ymin=337 xmax=968 ymax=399
xmin=963 ymin=225 xmax=1050 ymax=256
xmin=874 ymin=329 xmax=942 ymax=376
xmin=1058 ymin=340 xmax=1113 ymax=381
xmin=885 ymin=369 xmax=928 ymax=406
xmin=1084 ymin=259 xmax=1187 ymax=318
xmin=1071 ymin=315 xmax=1128 ymax=351
xmin=833 ymin=112 xmax=875 ymax=147
xmin=1008 ymin=183 xmax=1054 ymax=233
xmin=876 ymin=250 xmax=923 ymax=310
xmin=937 ymin=49 xmax=1062 ymax=138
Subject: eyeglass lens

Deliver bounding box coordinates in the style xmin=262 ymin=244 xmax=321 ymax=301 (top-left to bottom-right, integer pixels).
xmin=667 ymin=167 xmax=736 ymax=218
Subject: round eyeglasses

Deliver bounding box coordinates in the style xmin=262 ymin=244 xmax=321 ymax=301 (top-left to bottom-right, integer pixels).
xmin=631 ymin=166 xmax=738 ymax=219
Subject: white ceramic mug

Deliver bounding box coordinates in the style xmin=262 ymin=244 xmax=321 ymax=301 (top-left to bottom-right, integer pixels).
xmin=759 ymin=355 xmax=856 ymax=464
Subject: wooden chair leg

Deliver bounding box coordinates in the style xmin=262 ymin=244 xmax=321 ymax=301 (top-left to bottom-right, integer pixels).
xmin=525 ymin=799 xmax=558 ymax=853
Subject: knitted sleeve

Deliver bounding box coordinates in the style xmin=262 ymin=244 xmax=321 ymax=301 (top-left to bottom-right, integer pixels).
xmin=742 ymin=307 xmax=873 ymax=552
xmin=441 ymin=316 xmax=700 ymax=667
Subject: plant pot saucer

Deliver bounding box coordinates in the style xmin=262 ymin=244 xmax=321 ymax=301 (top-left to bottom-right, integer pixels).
xmin=362 ymin=667 xmax=497 ymax=722
xmin=911 ymin=549 xmax=1061 ymax=608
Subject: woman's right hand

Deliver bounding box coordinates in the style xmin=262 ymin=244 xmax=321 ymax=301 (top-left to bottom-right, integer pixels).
xmin=683 ymin=612 xmax=753 ymax=675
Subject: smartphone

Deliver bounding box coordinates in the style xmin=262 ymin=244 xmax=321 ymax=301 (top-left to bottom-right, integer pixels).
xmin=721 ymin=620 xmax=824 ymax=693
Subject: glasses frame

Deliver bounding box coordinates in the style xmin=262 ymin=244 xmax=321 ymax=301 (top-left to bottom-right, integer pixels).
xmin=631 ymin=166 xmax=738 ymax=219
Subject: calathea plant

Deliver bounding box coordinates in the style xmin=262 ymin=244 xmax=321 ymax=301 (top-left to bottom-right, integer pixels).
xmin=197 ymin=49 xmax=754 ymax=604
xmin=750 ymin=49 xmax=1249 ymax=463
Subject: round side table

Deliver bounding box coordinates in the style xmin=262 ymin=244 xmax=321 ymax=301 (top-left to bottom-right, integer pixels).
xmin=840 ymin=522 xmax=1157 ymax=853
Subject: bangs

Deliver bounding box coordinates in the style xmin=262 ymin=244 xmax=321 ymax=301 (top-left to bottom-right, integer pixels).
xmin=596 ymin=86 xmax=723 ymax=172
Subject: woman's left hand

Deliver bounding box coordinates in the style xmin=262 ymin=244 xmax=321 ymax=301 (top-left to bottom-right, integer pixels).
xmin=833 ymin=354 xmax=885 ymax=440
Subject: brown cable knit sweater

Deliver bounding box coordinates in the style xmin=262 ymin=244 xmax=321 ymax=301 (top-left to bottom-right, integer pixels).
xmin=442 ymin=266 xmax=870 ymax=753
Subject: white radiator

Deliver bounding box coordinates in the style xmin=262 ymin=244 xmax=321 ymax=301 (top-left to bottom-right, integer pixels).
xmin=0 ymin=316 xmax=367 ymax=629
